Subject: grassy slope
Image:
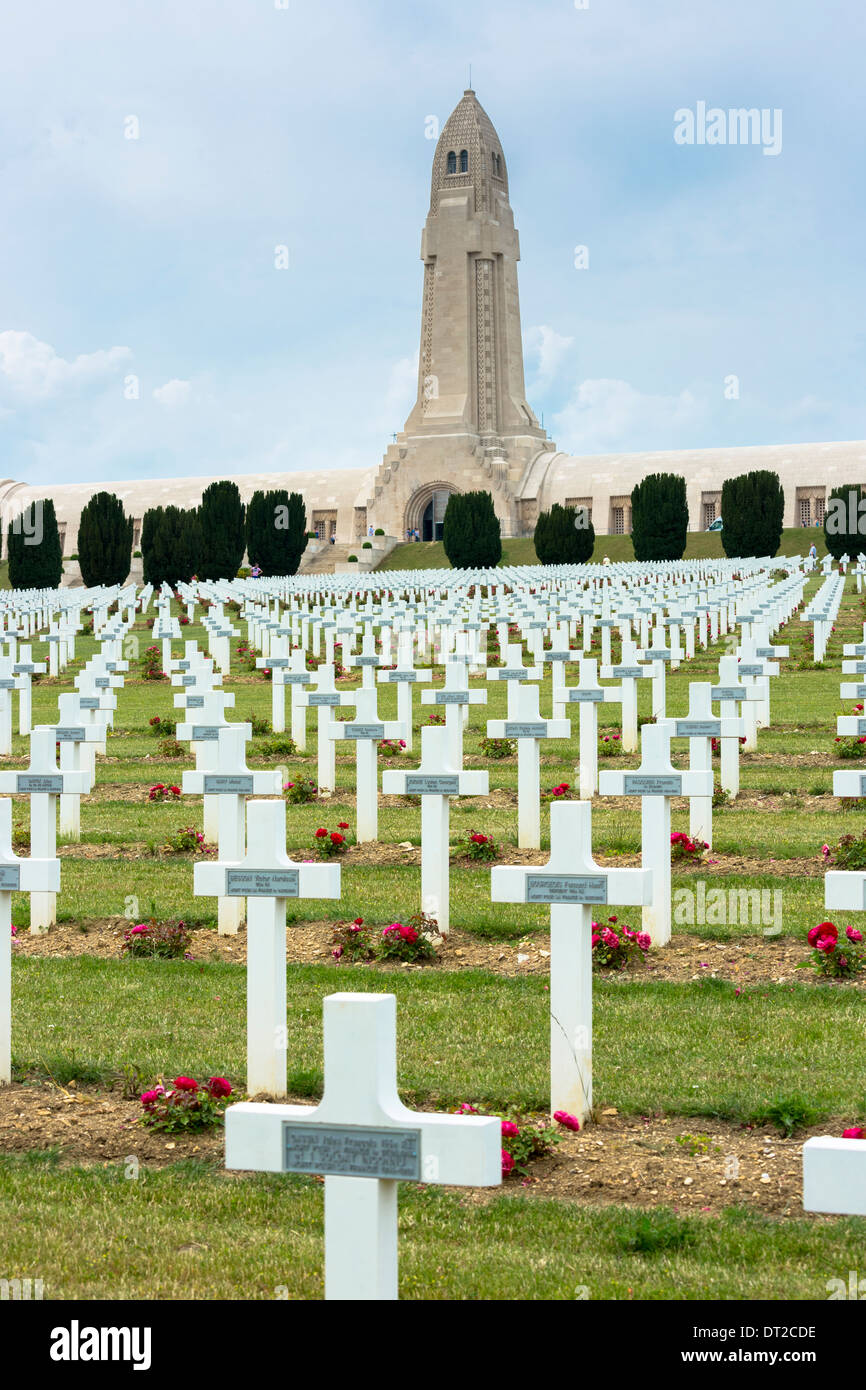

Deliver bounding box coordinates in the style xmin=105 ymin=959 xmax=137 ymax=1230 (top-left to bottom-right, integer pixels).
xmin=380 ymin=527 xmax=831 ymax=571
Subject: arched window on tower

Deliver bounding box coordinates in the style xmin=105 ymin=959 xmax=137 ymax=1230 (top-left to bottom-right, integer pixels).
xmin=446 ymin=150 xmax=457 ymax=174
xmin=459 ymin=149 xmax=468 ymax=172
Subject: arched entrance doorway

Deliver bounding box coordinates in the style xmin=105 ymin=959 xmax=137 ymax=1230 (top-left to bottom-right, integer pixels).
xmin=405 ymin=484 xmax=457 ymax=543
xmin=421 ymin=488 xmax=451 ymax=542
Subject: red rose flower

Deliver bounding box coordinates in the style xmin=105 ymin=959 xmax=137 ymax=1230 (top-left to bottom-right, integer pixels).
xmin=338 ymin=822 xmax=349 ymax=830
xmin=174 ymin=1076 xmax=199 ymax=1092
xmin=206 ymin=1076 xmax=232 ymax=1099
xmin=330 ymin=832 xmax=344 ymax=844
xmin=314 ymin=827 xmax=328 ymax=838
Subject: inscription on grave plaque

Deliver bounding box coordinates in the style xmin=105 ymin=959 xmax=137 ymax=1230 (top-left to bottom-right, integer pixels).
xmin=309 ymin=692 xmax=341 ymax=707
xmin=497 ymin=669 xmax=530 ymax=680
xmin=203 ymin=775 xmax=255 ymax=795
xmin=177 ymin=661 xmax=190 ymax=671
xmin=343 ymin=724 xmax=385 ymax=740
xmin=711 ymin=687 xmax=745 ymax=702
xmin=94 ymin=677 xmax=110 ymax=688
xmin=14 ymin=665 xmax=34 ymax=674
xmin=186 ymin=696 xmax=205 ymax=708
xmin=0 ymin=679 xmax=16 ymax=690
xmin=852 ymin=663 xmax=866 ymax=674
xmin=504 ymin=722 xmax=547 ymax=738
xmin=756 ymin=648 xmax=777 ymax=659
xmin=355 ymin=656 xmax=381 ymax=666
xmin=267 ymin=658 xmax=289 ymax=669
xmin=282 ymin=1123 xmax=421 ymax=1181
xmin=387 ymin=671 xmax=417 ymax=682
xmin=623 ymin=774 xmax=683 ymax=796
xmin=191 ymin=725 xmax=220 ymax=741
xmin=0 ymin=864 xmax=20 ymax=890
xmin=860 ymin=775 xmax=866 ymax=797
xmin=546 ymin=651 xmax=572 ymax=662
xmin=675 ymin=720 xmax=721 ymax=738
xmin=405 ymin=774 xmax=460 ymax=795
xmin=181 ymin=675 xmax=196 ymax=686
xmin=567 ymin=690 xmax=604 ymax=703
xmin=55 ymin=727 xmax=86 ymax=742
xmin=285 ymin=673 xmax=311 ymax=685
xmin=737 ymin=664 xmax=764 ymax=677
xmin=612 ymin=666 xmax=645 ymax=678
xmin=643 ymin=650 xmax=671 ymax=661
xmin=434 ymin=690 xmax=468 ymax=704
xmin=525 ymin=874 xmax=607 ymax=904
xmin=17 ymin=775 xmax=63 ymax=794
xmin=225 ymin=869 xmax=299 ymax=897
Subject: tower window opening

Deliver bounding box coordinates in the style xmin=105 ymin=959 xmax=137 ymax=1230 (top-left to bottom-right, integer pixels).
xmin=446 ymin=150 xmax=457 ymax=174
xmin=459 ymin=149 xmax=468 ymax=172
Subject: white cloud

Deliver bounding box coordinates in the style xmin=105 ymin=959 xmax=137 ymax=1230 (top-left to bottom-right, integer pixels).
xmin=553 ymin=377 xmax=706 ymax=454
xmin=0 ymin=330 xmax=130 ymax=400
xmin=524 ymin=325 xmax=574 ymax=389
xmin=153 ymin=378 xmax=192 ymax=407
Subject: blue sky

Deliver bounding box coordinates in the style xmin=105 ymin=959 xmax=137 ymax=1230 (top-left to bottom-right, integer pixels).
xmin=0 ymin=0 xmax=863 ymax=487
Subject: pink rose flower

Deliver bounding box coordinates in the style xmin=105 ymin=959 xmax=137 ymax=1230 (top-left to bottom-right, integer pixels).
xmin=501 ymin=1120 xmax=520 ymax=1137
xmin=501 ymin=1149 xmax=515 ymax=1175
xmin=553 ymin=1110 xmax=581 ymax=1132
xmin=842 ymin=1127 xmax=865 ymax=1139
xmin=846 ymin=926 xmax=863 ymax=943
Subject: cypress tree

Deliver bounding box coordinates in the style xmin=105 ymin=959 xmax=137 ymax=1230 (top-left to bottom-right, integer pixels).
xmin=823 ymin=485 xmax=864 ymax=560
xmin=77 ymin=491 xmax=134 ymax=587
xmin=7 ymin=498 xmax=64 ymax=589
xmin=140 ymin=507 xmax=163 ymax=586
xmin=197 ymin=481 xmax=246 ymax=580
xmin=246 ymin=489 xmax=307 ymax=575
xmin=721 ymin=471 xmax=785 ymax=558
xmin=534 ymin=502 xmax=595 ymax=564
xmin=442 ymin=491 xmax=502 ymax=568
xmin=630 ymin=473 xmax=689 ymax=561
xmin=142 ymin=505 xmax=200 ymax=585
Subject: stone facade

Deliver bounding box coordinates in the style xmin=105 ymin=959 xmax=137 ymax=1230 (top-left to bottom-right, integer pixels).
xmin=5 ymin=89 xmax=864 ymax=556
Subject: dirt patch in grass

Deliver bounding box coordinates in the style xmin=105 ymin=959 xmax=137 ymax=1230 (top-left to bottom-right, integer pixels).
xmin=0 ymin=1081 xmax=846 ymax=1219
xmin=13 ymin=916 xmax=862 ymax=990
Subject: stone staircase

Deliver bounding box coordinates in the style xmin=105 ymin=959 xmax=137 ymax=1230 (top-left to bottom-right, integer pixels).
xmin=298 ymin=541 xmax=359 ymax=575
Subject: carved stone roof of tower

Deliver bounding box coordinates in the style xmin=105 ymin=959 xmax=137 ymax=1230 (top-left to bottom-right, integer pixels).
xmin=429 ymin=90 xmax=509 ymax=217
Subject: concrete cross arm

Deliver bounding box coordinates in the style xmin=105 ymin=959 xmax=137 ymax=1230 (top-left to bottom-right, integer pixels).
xmin=836 ymin=716 xmax=866 ymax=736
xmin=382 ymin=767 xmax=488 ymax=795
xmin=823 ymin=871 xmax=866 ymax=913
xmin=377 ymin=668 xmax=432 ymax=684
xmin=44 ymin=723 xmax=104 ymax=744
xmin=420 ymin=688 xmax=486 ymax=706
xmin=803 ymin=1137 xmax=866 ymax=1216
xmin=487 ymin=715 xmax=571 ymax=738
xmin=833 ymin=770 xmax=866 ymax=799
xmin=176 ymin=720 xmax=251 ymax=742
xmin=183 ymin=766 xmax=280 ymax=795
xmin=329 ymin=719 xmax=404 ymax=742
xmin=490 ymin=800 xmax=653 ymax=906
xmin=225 ymin=994 xmax=501 ymax=1186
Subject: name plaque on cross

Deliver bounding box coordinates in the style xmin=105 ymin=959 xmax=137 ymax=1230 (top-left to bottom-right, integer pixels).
xmin=203 ymin=775 xmax=255 ymax=795
xmin=285 ymin=674 xmax=311 ymax=685
xmin=567 ymin=690 xmax=604 ymax=703
xmin=497 ymin=669 xmax=531 ymax=680
xmin=612 ymin=666 xmax=645 ymax=678
xmin=344 ymin=724 xmax=385 ymax=739
xmin=309 ymin=693 xmax=341 ymax=707
xmin=546 ymin=651 xmax=573 ymax=663
xmin=225 ymin=869 xmax=299 ymax=897
xmin=182 ymin=675 xmax=196 ymax=686
xmin=756 ymin=648 xmax=777 ymax=658
xmin=14 ymin=665 xmax=35 ymax=674
xmin=386 ymin=672 xmax=417 ymax=683
xmin=17 ymin=775 xmax=64 ymax=794
xmin=94 ymin=677 xmax=110 ymax=688
xmin=504 ymin=722 xmax=547 ymax=738
xmin=434 ymin=691 xmax=468 ymax=704
xmin=355 ymin=656 xmax=380 ymax=667
xmin=0 ymin=864 xmax=20 ymax=890
xmin=268 ymin=659 xmax=290 ymax=668
xmin=644 ymin=650 xmax=671 ymax=661
xmin=177 ymin=661 xmax=190 ymax=671
xmin=186 ymin=696 xmax=205 ymax=708
xmin=623 ymin=774 xmax=683 ymax=796
xmin=737 ymin=664 xmax=764 ymax=677
xmin=711 ymin=687 xmax=746 ymax=702
xmin=857 ymin=721 xmax=866 ymax=736
xmin=55 ymin=727 xmax=86 ymax=741
xmin=282 ymin=1123 xmax=421 ymax=1181
xmin=0 ymin=680 xmax=15 ymax=690
xmin=405 ymin=774 xmax=460 ymax=795
xmin=78 ymin=697 xmax=100 ymax=709
xmin=191 ymin=726 xmax=220 ymax=741
xmin=674 ymin=720 xmax=721 ymax=737
xmin=525 ymin=873 xmax=607 ymax=904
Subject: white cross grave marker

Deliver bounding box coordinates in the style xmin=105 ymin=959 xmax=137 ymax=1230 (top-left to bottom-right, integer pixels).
xmin=598 ymin=722 xmax=712 ymax=946
xmin=0 ymin=798 xmax=60 ymax=1081
xmin=382 ymin=725 xmax=487 ymax=935
xmin=195 ymin=799 xmax=340 ymax=1094
xmin=487 ymin=683 xmax=570 ymax=848
xmin=492 ymin=800 xmax=652 ymax=1122
xmin=225 ymin=992 xmax=501 ymax=1299
xmin=329 ymin=687 xmax=405 ymax=843
xmin=183 ymin=726 xmax=281 ymax=934
xmin=0 ymin=728 xmax=87 ymax=931
xmin=665 ymin=682 xmax=742 ymax=848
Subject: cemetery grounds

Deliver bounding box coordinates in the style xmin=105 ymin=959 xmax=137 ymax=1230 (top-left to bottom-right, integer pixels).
xmin=1 ymin=575 xmax=865 ymax=1301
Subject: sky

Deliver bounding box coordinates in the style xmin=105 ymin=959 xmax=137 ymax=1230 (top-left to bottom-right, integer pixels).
xmin=0 ymin=0 xmax=863 ymax=487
